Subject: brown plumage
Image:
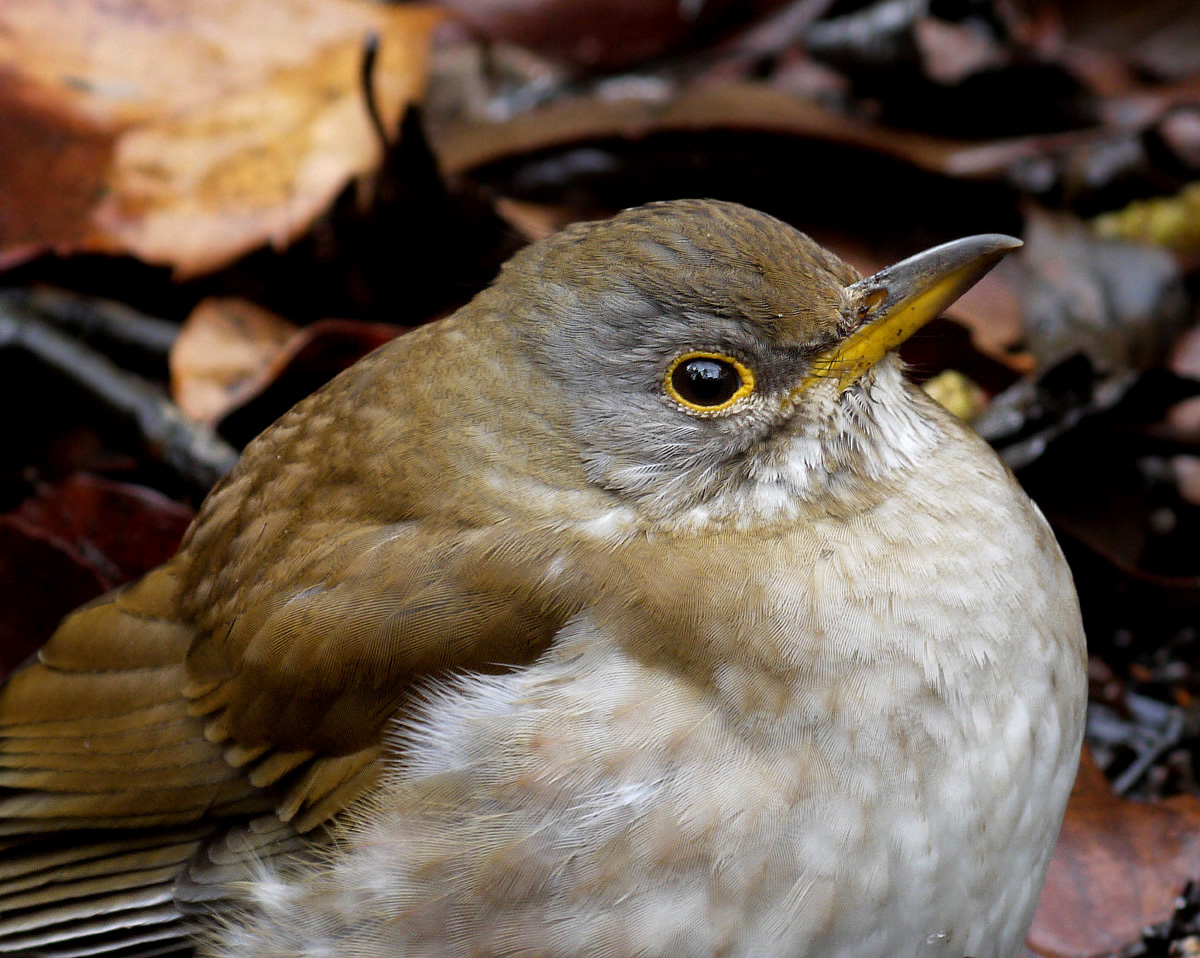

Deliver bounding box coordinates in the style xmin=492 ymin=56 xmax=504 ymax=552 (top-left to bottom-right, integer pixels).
xmin=0 ymin=200 xmax=1085 ymax=958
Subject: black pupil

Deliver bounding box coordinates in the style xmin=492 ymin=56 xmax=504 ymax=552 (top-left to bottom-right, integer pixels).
xmin=673 ymin=358 xmax=741 ymax=407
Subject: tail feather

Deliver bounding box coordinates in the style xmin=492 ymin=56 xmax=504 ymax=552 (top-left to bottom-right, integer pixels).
xmin=0 ymin=563 xmax=381 ymax=955
xmin=0 ymin=569 xmax=258 ymax=956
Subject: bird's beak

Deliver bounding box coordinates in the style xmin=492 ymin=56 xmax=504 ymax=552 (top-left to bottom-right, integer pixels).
xmin=802 ymin=234 xmax=1023 ymax=393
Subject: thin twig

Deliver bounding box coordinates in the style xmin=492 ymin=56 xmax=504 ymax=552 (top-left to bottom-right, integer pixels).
xmin=0 ymin=302 xmax=238 ymax=491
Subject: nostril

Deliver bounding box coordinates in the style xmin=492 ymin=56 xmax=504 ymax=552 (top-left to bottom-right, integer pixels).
xmin=857 ymin=288 xmax=887 ymax=320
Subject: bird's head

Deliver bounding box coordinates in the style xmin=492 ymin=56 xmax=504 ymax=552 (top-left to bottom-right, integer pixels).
xmin=493 ymin=199 xmax=1019 ymax=530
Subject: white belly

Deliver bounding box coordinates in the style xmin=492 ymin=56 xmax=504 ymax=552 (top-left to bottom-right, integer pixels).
xmin=386 ymin=618 xmax=1077 ymax=958
xmin=221 ymin=582 xmax=1083 ymax=958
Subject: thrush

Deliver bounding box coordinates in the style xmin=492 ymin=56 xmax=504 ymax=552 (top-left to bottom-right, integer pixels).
xmin=0 ymin=199 xmax=1086 ymax=958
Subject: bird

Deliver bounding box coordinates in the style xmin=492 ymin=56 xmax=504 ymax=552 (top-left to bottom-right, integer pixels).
xmin=0 ymin=199 xmax=1086 ymax=958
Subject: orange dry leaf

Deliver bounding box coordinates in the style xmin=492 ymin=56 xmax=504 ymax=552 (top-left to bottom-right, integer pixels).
xmin=171 ymin=297 xmax=404 ymax=428
xmin=0 ymin=0 xmax=442 ymax=277
xmin=171 ymin=298 xmax=299 ymax=424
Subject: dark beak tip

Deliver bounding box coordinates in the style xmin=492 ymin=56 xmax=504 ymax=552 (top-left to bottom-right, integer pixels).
xmin=938 ymin=233 xmax=1024 ymax=262
xmin=976 ymin=233 xmax=1023 ymax=253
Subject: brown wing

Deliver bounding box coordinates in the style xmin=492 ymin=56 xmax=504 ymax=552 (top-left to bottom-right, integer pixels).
xmin=0 ymin=326 xmax=589 ymax=956
xmin=0 ymin=525 xmax=575 ymax=957
xmin=0 ymin=564 xmax=261 ymax=833
xmin=179 ymin=519 xmax=572 ymax=831
xmin=0 ymin=564 xmax=273 ymax=956
xmin=158 ymin=337 xmax=582 ymax=831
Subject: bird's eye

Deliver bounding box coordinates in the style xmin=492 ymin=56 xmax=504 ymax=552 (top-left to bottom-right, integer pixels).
xmin=665 ymin=352 xmax=755 ymax=412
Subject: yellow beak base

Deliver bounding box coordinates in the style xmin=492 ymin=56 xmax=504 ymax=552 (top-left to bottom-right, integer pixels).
xmin=803 ymin=234 xmax=1023 ymax=393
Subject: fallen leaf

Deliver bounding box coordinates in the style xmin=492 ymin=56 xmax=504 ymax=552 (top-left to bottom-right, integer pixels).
xmin=1093 ymin=180 xmax=1200 ymax=259
xmin=0 ymin=475 xmax=192 ymax=681
xmin=434 ymin=0 xmax=784 ymax=71
xmin=215 ymin=318 xmax=405 ymax=447
xmin=172 ymin=297 xmax=406 ymax=436
xmin=0 ymin=0 xmax=442 ymax=276
xmin=921 ymin=369 xmax=988 ymax=420
xmin=914 ymin=17 xmax=1010 ymax=86
xmin=491 ymin=197 xmax=581 ymax=242
xmin=990 ymin=360 xmax=1200 ymax=643
xmin=1045 ymin=0 xmax=1200 ymax=80
xmin=948 ymin=256 xmax=1033 ymax=371
xmin=0 ymin=516 xmax=107 ymax=682
xmin=1022 ymin=208 xmax=1188 ymax=371
xmin=427 ymin=71 xmax=1188 ymax=206
xmin=1168 ymin=323 xmax=1200 ymax=442
xmin=430 ymin=78 xmax=975 ymax=179
xmin=172 ymin=298 xmax=299 ymax=424
xmin=11 ymin=475 xmax=194 ymax=590
xmin=1027 ymin=746 xmax=1200 ymax=958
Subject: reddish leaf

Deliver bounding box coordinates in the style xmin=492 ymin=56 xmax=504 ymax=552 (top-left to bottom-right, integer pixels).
xmin=0 ymin=516 xmax=107 ymax=681
xmin=11 ymin=475 xmax=193 ymax=589
xmin=0 ymin=475 xmax=193 ymax=680
xmin=1027 ymin=747 xmax=1200 ymax=957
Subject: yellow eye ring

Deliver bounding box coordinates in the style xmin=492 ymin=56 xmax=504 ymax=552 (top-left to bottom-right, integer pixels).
xmin=664 ymin=352 xmax=756 ymax=413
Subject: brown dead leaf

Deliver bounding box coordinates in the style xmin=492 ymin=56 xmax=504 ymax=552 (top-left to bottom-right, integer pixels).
xmin=172 ymin=298 xmax=299 ymax=424
xmin=1039 ymin=0 xmax=1200 ymax=80
xmin=949 ymin=257 xmax=1032 ymax=372
xmin=430 ymin=78 xmax=975 ymax=179
xmin=1027 ymin=746 xmax=1200 ymax=958
xmin=428 ymin=72 xmax=1187 ymax=201
xmin=171 ymin=298 xmax=407 ymax=434
xmin=491 ymin=197 xmax=581 ymax=243
xmin=0 ymin=0 xmax=442 ymax=277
